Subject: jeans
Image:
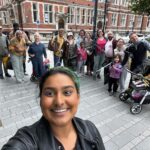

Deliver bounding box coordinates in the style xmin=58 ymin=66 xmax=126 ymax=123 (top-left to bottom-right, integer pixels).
xmin=54 ymin=55 xmax=62 ymax=67
xmin=77 ymin=60 xmax=86 ymax=74
xmin=32 ymin=59 xmax=44 ymax=78
xmin=11 ymin=54 xmax=24 ymax=82
xmin=93 ymin=53 xmax=105 ymax=77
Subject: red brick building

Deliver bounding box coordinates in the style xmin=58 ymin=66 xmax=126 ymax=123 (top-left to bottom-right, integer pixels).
xmin=0 ymin=0 xmax=149 ymax=36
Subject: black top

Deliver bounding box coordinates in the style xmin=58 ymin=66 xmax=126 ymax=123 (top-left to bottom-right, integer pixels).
xmin=54 ymin=136 xmax=82 ymax=150
xmin=2 ymin=117 xmax=105 ymax=150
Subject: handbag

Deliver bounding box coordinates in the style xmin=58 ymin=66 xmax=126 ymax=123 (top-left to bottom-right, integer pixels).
xmin=6 ymin=57 xmax=13 ymax=70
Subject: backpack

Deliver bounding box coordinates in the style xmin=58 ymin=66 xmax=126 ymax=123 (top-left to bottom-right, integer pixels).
xmin=48 ymin=37 xmax=58 ymax=51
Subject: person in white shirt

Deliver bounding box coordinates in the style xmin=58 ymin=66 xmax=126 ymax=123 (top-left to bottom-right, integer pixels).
xmin=104 ymin=31 xmax=117 ymax=84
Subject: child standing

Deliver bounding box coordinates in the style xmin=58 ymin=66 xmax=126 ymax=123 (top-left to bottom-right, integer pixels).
xmin=77 ymin=41 xmax=87 ymax=76
xmin=108 ymin=54 xmax=122 ymax=96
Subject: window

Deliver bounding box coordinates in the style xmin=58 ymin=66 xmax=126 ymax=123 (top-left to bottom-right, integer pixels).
xmin=122 ymin=0 xmax=128 ymax=6
xmin=137 ymin=16 xmax=142 ymax=27
xmin=97 ymin=10 xmax=104 ymax=21
xmin=32 ymin=3 xmax=39 ymax=23
xmin=99 ymin=0 xmax=105 ymax=2
xmin=112 ymin=0 xmax=119 ymax=5
xmin=44 ymin=4 xmax=53 ymax=23
xmin=76 ymin=8 xmax=80 ymax=24
xmin=87 ymin=9 xmax=93 ymax=25
xmin=68 ymin=7 xmax=74 ymax=23
xmin=120 ymin=14 xmax=126 ymax=26
xmin=81 ymin=8 xmax=86 ymax=24
xmin=129 ymin=15 xmax=134 ymax=27
xmin=112 ymin=13 xmax=117 ymax=26
xmin=2 ymin=11 xmax=7 ymax=24
xmin=91 ymin=10 xmax=94 ymax=24
xmin=147 ymin=17 xmax=150 ymax=28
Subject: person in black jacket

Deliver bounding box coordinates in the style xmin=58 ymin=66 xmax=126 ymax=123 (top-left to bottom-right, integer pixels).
xmin=122 ymin=32 xmax=150 ymax=72
xmin=2 ymin=67 xmax=105 ymax=150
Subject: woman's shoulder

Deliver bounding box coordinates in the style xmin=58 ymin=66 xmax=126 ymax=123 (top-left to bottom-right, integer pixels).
xmin=73 ymin=117 xmax=100 ymax=138
xmin=73 ymin=117 xmax=105 ymax=149
xmin=1 ymin=118 xmax=45 ymax=150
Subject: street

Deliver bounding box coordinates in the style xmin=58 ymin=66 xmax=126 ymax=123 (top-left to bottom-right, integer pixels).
xmin=0 ymin=50 xmax=150 ymax=150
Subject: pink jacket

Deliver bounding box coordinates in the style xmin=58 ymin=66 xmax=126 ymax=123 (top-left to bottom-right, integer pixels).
xmin=77 ymin=48 xmax=87 ymax=61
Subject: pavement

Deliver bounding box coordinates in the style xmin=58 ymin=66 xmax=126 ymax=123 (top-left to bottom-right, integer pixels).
xmin=0 ymin=50 xmax=150 ymax=150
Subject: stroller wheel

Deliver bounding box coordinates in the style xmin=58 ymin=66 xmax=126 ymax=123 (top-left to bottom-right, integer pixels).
xmin=130 ymin=103 xmax=142 ymax=114
xmin=119 ymin=92 xmax=129 ymax=102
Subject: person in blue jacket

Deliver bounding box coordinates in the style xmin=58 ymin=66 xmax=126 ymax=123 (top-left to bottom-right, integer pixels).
xmin=28 ymin=32 xmax=47 ymax=81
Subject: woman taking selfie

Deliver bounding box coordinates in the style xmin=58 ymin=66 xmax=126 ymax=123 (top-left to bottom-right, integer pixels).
xmin=2 ymin=67 xmax=105 ymax=150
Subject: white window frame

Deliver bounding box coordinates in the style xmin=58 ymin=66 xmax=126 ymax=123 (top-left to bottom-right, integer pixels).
xmin=44 ymin=4 xmax=53 ymax=24
xmin=147 ymin=16 xmax=150 ymax=28
xmin=112 ymin=0 xmax=119 ymax=5
xmin=32 ymin=2 xmax=39 ymax=23
xmin=2 ymin=11 xmax=7 ymax=24
xmin=129 ymin=15 xmax=135 ymax=27
xmin=81 ymin=8 xmax=86 ymax=25
xmin=99 ymin=0 xmax=104 ymax=2
xmin=76 ymin=7 xmax=80 ymax=25
xmin=68 ymin=7 xmax=75 ymax=24
xmin=136 ymin=15 xmax=142 ymax=28
xmin=112 ymin=13 xmax=118 ymax=26
xmin=87 ymin=9 xmax=93 ymax=25
xmin=120 ymin=14 xmax=127 ymax=27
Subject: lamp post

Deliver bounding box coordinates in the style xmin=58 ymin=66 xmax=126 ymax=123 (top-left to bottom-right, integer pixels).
xmin=132 ymin=21 xmax=134 ymax=32
xmin=103 ymin=0 xmax=107 ymax=32
xmin=92 ymin=0 xmax=98 ymax=54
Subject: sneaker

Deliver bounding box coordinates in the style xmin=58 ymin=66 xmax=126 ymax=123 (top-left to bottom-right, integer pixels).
xmin=0 ymin=76 xmax=4 ymax=79
xmin=24 ymin=72 xmax=28 ymax=76
xmin=113 ymin=92 xmax=117 ymax=97
xmin=16 ymin=80 xmax=22 ymax=83
xmin=5 ymin=73 xmax=11 ymax=77
xmin=97 ymin=74 xmax=101 ymax=79
xmin=93 ymin=75 xmax=96 ymax=80
xmin=109 ymin=92 xmax=114 ymax=96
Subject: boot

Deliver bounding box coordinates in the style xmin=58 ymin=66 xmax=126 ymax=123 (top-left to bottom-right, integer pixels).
xmin=5 ymin=73 xmax=11 ymax=77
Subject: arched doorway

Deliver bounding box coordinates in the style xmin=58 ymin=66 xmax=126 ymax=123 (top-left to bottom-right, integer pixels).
xmin=97 ymin=21 xmax=103 ymax=30
xmin=58 ymin=18 xmax=65 ymax=29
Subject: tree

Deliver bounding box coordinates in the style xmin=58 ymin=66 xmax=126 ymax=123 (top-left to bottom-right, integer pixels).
xmin=131 ymin=0 xmax=150 ymax=15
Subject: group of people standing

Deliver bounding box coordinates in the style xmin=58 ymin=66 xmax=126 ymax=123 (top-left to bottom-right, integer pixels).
xmin=0 ymin=23 xmax=48 ymax=83
xmin=0 ymin=25 xmax=150 ymax=95
xmin=49 ymin=28 xmax=150 ymax=96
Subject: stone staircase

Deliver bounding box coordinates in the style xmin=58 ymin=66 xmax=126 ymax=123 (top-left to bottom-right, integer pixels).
xmin=0 ymin=77 xmax=41 ymax=148
xmin=1 ymin=75 xmax=150 ymax=150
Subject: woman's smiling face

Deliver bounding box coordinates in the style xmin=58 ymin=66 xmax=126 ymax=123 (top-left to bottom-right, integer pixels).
xmin=40 ymin=73 xmax=80 ymax=127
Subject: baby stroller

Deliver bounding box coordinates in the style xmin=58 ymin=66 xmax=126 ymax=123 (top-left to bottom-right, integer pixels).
xmin=119 ymin=67 xmax=150 ymax=114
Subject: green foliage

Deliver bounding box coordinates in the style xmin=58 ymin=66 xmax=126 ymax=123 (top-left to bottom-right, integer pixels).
xmin=131 ymin=0 xmax=150 ymax=14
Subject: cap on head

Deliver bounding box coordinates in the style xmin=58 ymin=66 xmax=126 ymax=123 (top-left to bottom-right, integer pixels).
xmin=67 ymin=32 xmax=73 ymax=36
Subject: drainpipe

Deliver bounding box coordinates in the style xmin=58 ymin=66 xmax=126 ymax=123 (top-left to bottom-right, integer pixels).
xmin=103 ymin=0 xmax=107 ymax=32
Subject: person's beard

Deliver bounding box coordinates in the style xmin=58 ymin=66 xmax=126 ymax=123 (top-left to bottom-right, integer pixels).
xmin=108 ymin=36 xmax=113 ymax=40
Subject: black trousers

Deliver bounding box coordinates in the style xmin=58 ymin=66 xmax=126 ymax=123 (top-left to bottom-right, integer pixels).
xmin=108 ymin=77 xmax=119 ymax=92
xmin=104 ymin=57 xmax=113 ymax=84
